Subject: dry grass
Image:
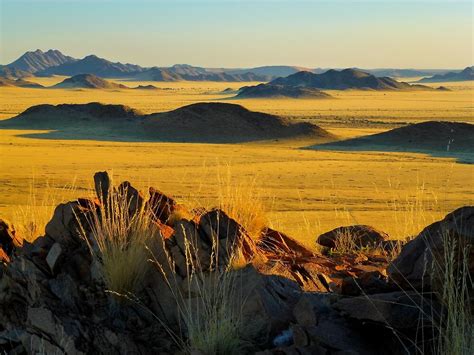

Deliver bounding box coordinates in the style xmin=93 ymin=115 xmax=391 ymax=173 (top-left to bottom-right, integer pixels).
xmin=213 ymin=169 xmax=269 ymax=239
xmin=12 ymin=180 xmax=77 ymax=242
xmin=151 ymin=226 xmax=251 ymax=354
xmin=78 ymin=185 xmax=155 ymax=295
xmin=436 ymin=233 xmax=473 ymax=355
xmin=0 ymin=82 xmax=472 ymax=246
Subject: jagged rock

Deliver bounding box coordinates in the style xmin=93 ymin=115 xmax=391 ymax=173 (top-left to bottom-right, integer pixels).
xmin=293 ymin=293 xmax=339 ymax=327
xmin=340 ymin=270 xmax=391 ymax=296
xmin=148 ymin=187 xmax=177 ymax=223
xmin=2 ymin=172 xmax=462 ymax=354
xmin=317 ymin=225 xmax=389 ymax=250
xmin=46 ymin=242 xmax=62 ymax=274
xmin=0 ymin=248 xmax=9 ymax=263
xmin=93 ymin=171 xmax=112 ymax=204
xmin=171 ymin=219 xmax=211 ymax=276
xmin=334 ymin=291 xmax=440 ymax=329
xmin=258 ymin=227 xmax=315 ymax=258
xmin=0 ymin=219 xmax=23 ymax=257
xmin=198 ymin=209 xmax=257 ymax=268
xmin=45 ymin=198 xmax=97 ymax=247
xmin=117 ymin=181 xmax=145 ymax=216
xmin=388 ymin=206 xmax=474 ymax=289
xmin=238 ymin=266 xmax=302 ymax=340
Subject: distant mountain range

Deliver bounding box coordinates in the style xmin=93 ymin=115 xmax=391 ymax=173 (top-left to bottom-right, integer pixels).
xmin=40 ymin=55 xmax=145 ymax=77
xmin=417 ymin=66 xmax=473 ymax=83
xmin=2 ymin=49 xmax=467 ymax=82
xmin=6 ymin=49 xmax=76 ymax=73
xmin=133 ymin=65 xmax=268 ymax=82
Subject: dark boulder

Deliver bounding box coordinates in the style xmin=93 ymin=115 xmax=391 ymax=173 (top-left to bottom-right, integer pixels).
xmin=317 ymin=225 xmax=389 ymax=250
xmin=388 ymin=206 xmax=474 ymax=290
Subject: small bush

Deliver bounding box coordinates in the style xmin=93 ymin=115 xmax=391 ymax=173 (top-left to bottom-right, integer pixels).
xmin=79 ymin=185 xmax=156 ymax=295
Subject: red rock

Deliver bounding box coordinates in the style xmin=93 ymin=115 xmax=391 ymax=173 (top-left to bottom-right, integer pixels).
xmin=147 ymin=187 xmax=177 ymax=223
xmin=258 ymin=227 xmax=314 ymax=258
xmin=0 ymin=219 xmax=23 ymax=257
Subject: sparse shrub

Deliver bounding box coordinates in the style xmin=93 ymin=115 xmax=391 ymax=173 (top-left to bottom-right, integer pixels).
xmin=79 ymin=185 xmax=156 ymax=296
xmin=151 ymin=220 xmax=253 ymax=354
xmin=332 ymin=227 xmax=360 ymax=254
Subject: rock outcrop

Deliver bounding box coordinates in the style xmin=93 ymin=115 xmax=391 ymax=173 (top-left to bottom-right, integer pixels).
xmin=388 ymin=206 xmax=474 ymax=290
xmin=317 ymin=225 xmax=389 ymax=249
xmin=0 ymin=172 xmax=471 ymax=354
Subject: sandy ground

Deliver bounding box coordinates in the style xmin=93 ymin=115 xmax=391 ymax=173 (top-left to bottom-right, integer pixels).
xmin=0 ymin=78 xmax=473 ymax=244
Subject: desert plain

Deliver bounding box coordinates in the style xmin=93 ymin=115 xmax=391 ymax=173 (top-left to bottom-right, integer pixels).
xmin=0 ymin=76 xmax=472 ymax=245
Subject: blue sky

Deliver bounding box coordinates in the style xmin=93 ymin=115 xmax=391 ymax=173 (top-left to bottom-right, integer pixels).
xmin=0 ymin=0 xmax=472 ymax=68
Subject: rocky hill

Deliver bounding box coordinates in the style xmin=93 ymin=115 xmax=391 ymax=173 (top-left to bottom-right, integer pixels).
xmin=52 ymin=74 xmax=128 ymax=89
xmin=6 ymin=49 xmax=76 ymax=73
xmin=417 ymin=66 xmax=474 ymax=83
xmin=0 ymin=171 xmax=472 ymax=354
xmin=235 ymin=83 xmax=332 ymax=99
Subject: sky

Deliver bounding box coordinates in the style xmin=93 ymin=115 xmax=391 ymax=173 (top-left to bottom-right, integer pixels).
xmin=0 ymin=0 xmax=472 ymax=69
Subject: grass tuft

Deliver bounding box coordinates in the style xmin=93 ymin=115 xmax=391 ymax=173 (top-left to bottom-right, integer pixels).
xmin=79 ymin=184 xmax=155 ymax=296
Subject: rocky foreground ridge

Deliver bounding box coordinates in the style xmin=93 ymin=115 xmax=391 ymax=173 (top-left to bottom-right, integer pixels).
xmin=0 ymin=172 xmax=473 ymax=354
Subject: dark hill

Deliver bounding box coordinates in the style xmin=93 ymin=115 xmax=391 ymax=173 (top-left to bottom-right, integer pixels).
xmin=271 ymin=69 xmax=431 ymax=90
xmin=0 ymin=102 xmax=334 ymax=143
xmin=6 ymin=49 xmax=76 ymax=73
xmin=52 ymin=74 xmax=127 ymax=89
xmin=311 ymin=121 xmax=474 ymax=163
xmin=142 ymin=102 xmax=334 ymax=142
xmin=417 ymin=66 xmax=473 ymax=83
xmin=235 ymin=84 xmax=331 ymax=99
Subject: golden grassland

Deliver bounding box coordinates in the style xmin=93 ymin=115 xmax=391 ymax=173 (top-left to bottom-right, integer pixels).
xmin=0 ymin=77 xmax=473 ymax=245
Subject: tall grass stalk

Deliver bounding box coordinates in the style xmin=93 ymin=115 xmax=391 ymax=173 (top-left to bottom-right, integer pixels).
xmin=13 ymin=180 xmax=77 ymax=242
xmin=436 ymin=234 xmax=473 ymax=355
xmin=151 ymin=224 xmax=250 ymax=354
xmin=214 ymin=168 xmax=268 ymax=239
xmin=78 ymin=185 xmax=155 ymax=296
